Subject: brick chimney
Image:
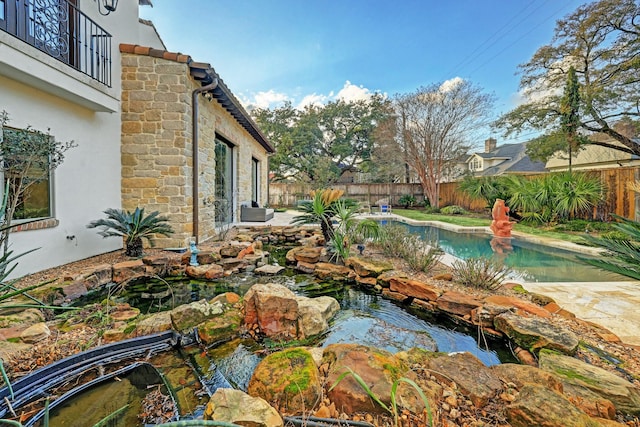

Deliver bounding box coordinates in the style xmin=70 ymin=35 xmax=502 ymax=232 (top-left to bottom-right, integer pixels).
xmin=485 ymin=138 xmax=497 ymax=153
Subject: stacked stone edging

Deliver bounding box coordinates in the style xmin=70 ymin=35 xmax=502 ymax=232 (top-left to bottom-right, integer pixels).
xmin=10 ymin=224 xmax=624 ymax=359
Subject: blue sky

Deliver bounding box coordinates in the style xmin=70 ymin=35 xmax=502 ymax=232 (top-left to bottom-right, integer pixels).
xmin=140 ymin=0 xmax=587 ymax=146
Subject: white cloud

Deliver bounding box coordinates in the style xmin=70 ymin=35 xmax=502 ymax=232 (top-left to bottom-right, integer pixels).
xmin=439 ymin=76 xmax=464 ymax=93
xmin=297 ymin=93 xmax=328 ymax=109
xmin=335 ymin=81 xmax=373 ymax=103
xmin=241 ymin=89 xmax=290 ymax=109
xmin=241 ymin=80 xmax=381 ymax=111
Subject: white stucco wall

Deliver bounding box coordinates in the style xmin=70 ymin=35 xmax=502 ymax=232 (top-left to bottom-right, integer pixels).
xmin=0 ymin=0 xmax=155 ymax=277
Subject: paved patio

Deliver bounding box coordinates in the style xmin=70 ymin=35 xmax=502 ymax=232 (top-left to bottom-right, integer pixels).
xmin=241 ymin=210 xmax=640 ymax=347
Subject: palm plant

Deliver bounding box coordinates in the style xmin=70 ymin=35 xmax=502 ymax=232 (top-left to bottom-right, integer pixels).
xmin=291 ymin=189 xmax=345 ymax=242
xmin=458 ymin=176 xmax=511 ymax=211
xmin=329 ymin=199 xmax=381 ymax=262
xmin=581 ymin=214 xmax=640 ymax=280
xmin=551 ymin=172 xmax=603 ymax=220
xmin=87 ymin=208 xmax=174 ymax=257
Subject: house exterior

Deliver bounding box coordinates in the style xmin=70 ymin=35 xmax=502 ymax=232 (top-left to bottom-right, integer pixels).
xmin=546 ymin=129 xmax=640 ymax=172
xmin=119 ymin=44 xmax=274 ymax=247
xmin=1 ymin=0 xmax=273 ymax=277
xmin=465 ymin=138 xmax=545 ymax=177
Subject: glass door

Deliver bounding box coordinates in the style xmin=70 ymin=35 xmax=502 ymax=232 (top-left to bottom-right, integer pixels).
xmin=215 ymin=138 xmax=234 ymax=225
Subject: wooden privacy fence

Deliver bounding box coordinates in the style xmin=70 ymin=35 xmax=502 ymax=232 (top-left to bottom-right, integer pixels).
xmin=269 ymin=166 xmax=639 ymax=220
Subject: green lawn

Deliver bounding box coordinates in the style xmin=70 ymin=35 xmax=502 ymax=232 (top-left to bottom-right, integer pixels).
xmin=393 ymin=208 xmax=590 ymax=245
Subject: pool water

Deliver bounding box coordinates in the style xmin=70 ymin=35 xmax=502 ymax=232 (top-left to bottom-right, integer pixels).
xmin=395 ymin=221 xmax=629 ymax=283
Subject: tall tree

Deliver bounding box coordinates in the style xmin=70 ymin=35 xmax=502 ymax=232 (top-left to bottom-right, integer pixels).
xmin=252 ymin=94 xmax=389 ymax=188
xmin=395 ymin=80 xmax=494 ymax=208
xmin=560 ymin=66 xmax=581 ymax=172
xmin=495 ymin=0 xmax=640 ymax=155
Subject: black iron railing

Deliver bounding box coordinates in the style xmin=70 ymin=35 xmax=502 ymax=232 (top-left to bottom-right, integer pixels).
xmin=0 ymin=0 xmax=113 ymax=87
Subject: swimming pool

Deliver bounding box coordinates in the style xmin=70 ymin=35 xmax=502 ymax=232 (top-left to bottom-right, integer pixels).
xmin=389 ymin=220 xmax=630 ymax=283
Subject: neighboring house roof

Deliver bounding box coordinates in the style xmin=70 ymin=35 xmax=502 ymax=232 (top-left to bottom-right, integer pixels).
xmin=546 ymin=136 xmax=640 ymax=171
xmin=467 ymin=142 xmax=545 ymax=176
xmin=119 ymin=44 xmax=275 ymax=154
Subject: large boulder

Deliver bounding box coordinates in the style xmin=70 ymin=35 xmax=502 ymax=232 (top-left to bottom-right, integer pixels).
xmin=506 ymin=384 xmax=603 ymax=427
xmin=427 ymin=352 xmax=502 ymax=408
xmin=323 ymin=343 xmax=409 ymax=414
xmin=296 ymin=295 xmax=340 ymax=338
xmin=289 ymin=246 xmax=323 ymax=264
xmin=494 ymin=311 xmax=579 ymax=355
xmin=204 ymin=388 xmax=283 ymax=427
xmin=539 ymin=350 xmax=640 ymax=415
xmin=135 ymin=312 xmax=172 ymax=335
xmin=248 ymin=347 xmax=322 ymax=415
xmin=197 ymin=307 xmax=243 ymax=346
xmin=491 ymin=363 xmax=563 ymax=394
xmin=170 ymin=299 xmax=224 ymax=332
xmin=243 ymin=283 xmax=299 ymax=340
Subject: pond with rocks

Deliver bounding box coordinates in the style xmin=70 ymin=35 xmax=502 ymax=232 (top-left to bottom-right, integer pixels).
xmin=0 ymin=225 xmax=639 ymax=426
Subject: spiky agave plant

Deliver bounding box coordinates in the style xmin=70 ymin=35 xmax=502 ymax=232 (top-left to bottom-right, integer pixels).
xmin=87 ymin=208 xmax=174 ymax=257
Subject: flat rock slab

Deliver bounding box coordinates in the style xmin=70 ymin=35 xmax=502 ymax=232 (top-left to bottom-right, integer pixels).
xmin=427 ymin=352 xmax=502 ymax=407
xmin=539 ymin=350 xmax=640 ymax=415
xmin=494 ymin=311 xmax=579 ymax=354
xmin=255 ymin=264 xmax=285 ymax=275
xmin=506 ymin=384 xmax=598 ymax=427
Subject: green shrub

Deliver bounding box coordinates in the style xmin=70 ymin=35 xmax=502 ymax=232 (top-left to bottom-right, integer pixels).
xmin=402 ymin=235 xmax=441 ymax=272
xmin=398 ymin=194 xmax=416 ymax=209
xmin=451 ymin=257 xmax=510 ymax=290
xmin=440 ymin=205 xmax=466 ymax=215
xmin=376 ymin=225 xmax=440 ymax=273
xmin=553 ymin=219 xmax=613 ymax=233
xmin=377 ymin=224 xmax=411 ymax=258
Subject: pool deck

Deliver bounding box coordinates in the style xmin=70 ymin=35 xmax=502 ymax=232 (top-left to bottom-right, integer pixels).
xmin=240 ymin=211 xmax=640 ymax=347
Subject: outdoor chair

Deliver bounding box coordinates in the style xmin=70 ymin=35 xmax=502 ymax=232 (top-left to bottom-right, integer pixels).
xmin=379 ymin=204 xmax=392 ymax=214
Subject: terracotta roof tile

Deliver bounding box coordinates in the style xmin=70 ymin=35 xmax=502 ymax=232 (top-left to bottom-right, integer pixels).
xmin=133 ymin=45 xmax=151 ymax=55
xmin=162 ymin=52 xmax=178 ymax=61
xmin=119 ymin=44 xmax=193 ymax=65
xmin=119 ymin=44 xmax=136 ymax=54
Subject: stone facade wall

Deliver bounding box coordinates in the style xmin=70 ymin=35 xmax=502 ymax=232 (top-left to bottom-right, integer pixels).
xmin=121 ymin=52 xmax=270 ymax=248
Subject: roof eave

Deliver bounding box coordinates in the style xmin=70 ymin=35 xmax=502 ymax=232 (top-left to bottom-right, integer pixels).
xmin=188 ymin=62 xmax=275 ymax=154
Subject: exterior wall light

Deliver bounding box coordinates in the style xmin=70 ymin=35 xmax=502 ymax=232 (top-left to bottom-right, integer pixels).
xmin=96 ymin=0 xmax=119 ymax=15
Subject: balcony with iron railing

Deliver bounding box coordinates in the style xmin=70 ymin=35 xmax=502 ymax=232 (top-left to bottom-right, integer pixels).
xmin=0 ymin=0 xmax=113 ymax=87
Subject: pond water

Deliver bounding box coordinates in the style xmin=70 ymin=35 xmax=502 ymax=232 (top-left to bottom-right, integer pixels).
xmin=390 ymin=220 xmax=629 ymax=282
xmin=49 ymin=262 xmax=514 ymax=425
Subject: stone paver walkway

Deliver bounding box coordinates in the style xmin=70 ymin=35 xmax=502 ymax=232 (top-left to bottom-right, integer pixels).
xmin=523 ymin=281 xmax=640 ymax=346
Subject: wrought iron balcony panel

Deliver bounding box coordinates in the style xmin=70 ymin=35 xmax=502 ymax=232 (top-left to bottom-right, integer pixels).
xmin=0 ymin=0 xmax=113 ymax=87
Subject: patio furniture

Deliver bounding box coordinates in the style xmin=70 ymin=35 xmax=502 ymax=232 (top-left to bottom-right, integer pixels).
xmin=379 ymin=204 xmax=392 ymax=214
xmin=241 ymin=205 xmax=274 ymax=222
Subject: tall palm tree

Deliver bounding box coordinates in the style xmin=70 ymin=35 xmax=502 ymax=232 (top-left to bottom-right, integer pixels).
xmin=87 ymin=208 xmax=174 ymax=257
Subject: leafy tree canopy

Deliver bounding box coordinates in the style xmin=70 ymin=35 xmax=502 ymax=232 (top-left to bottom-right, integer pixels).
xmin=252 ymin=94 xmax=389 ymax=188
xmin=494 ymin=0 xmax=640 ymax=156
